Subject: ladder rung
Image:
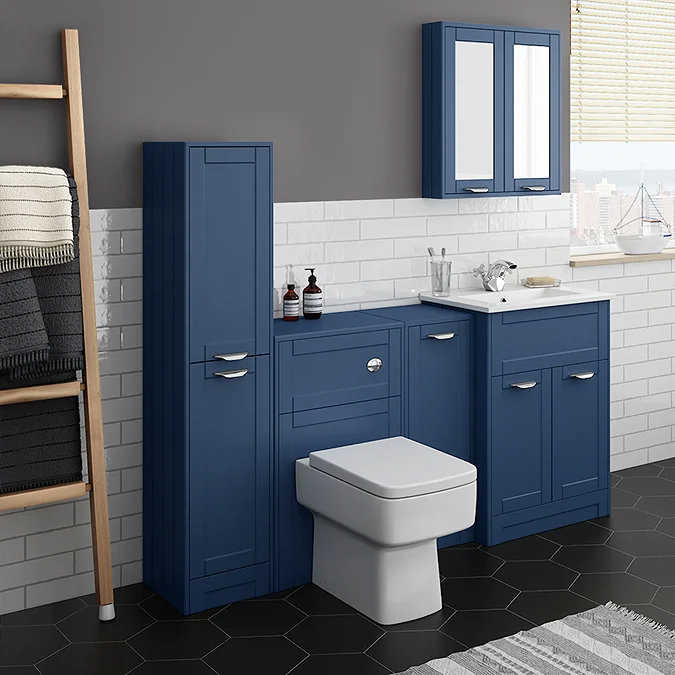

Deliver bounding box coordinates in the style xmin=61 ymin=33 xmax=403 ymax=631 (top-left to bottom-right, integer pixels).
xmin=0 ymin=481 xmax=90 ymax=512
xmin=0 ymin=380 xmax=83 ymax=406
xmin=0 ymin=83 xmax=66 ymax=99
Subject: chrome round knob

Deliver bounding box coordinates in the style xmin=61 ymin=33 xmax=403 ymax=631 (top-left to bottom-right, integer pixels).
xmin=367 ymin=357 xmax=383 ymax=372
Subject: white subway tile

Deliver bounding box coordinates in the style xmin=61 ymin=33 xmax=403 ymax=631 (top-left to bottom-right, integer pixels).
xmin=122 ymin=467 xmax=143 ymax=493
xmin=599 ymin=276 xmax=648 ymax=295
xmin=274 ymin=262 xmax=359 ymax=289
xmin=91 ymin=231 xmax=121 ymax=256
xmin=273 ymin=222 xmax=287 ymax=245
xmin=490 ymin=249 xmax=546 ymax=268
xmin=288 ymin=220 xmax=359 ymax=244
xmin=0 ymin=588 xmax=25 ymax=615
xmin=122 ymin=515 xmax=143 ymax=541
xmin=648 ymin=442 xmax=675 ymax=464
xmin=323 ymin=280 xmax=394 ymax=304
xmin=0 ymin=538 xmax=25 ymax=565
xmin=429 ymin=214 xmax=488 ymax=235
xmin=624 ymin=426 xmax=672 ymax=452
xmin=624 ymin=325 xmax=671 ymax=347
xmin=516 ymin=265 xmax=573 ymax=283
xmin=649 ymin=374 xmax=675 ymax=395
xmin=360 ymin=258 xmax=426 ymax=282
xmin=394 ymin=198 xmax=458 ymax=217
xmin=545 ymin=209 xmax=572 ymax=228
xmin=610 ymin=366 xmax=624 ymax=385
xmin=325 ymin=199 xmax=394 ymax=220
xmin=624 ymin=358 xmax=671 ymax=382
xmin=0 ymin=505 xmax=74 ymax=540
xmin=611 ymin=414 xmax=648 ymax=438
xmin=274 ymin=201 xmax=324 ymax=223
xmin=649 ymin=409 xmax=674 ymax=429
xmin=0 ymin=553 xmax=73 ymax=592
xmin=611 ymin=401 xmax=624 ymax=420
xmin=121 ymin=561 xmax=143 ymax=586
xmin=361 ymin=217 xmax=426 ymax=240
xmin=611 ymin=380 xmax=648 ymax=402
xmin=121 ymin=325 xmax=142 ymax=350
xmin=274 ymin=243 xmax=324 ymax=268
xmin=25 ymin=572 xmax=94 ymax=609
xmin=122 ymin=373 xmax=142 ymax=397
xmin=611 ymin=436 xmax=624 ymax=455
xmin=611 ymin=311 xmax=649 ymax=332
xmin=546 ymin=247 xmax=571 ymax=266
xmin=325 ymin=240 xmax=393 ymax=263
xmin=458 ymin=196 xmax=519 ymax=214
xmin=120 ymin=231 xmax=142 ymax=255
xmin=121 ymin=278 xmax=143 ymax=302
xmin=610 ymin=332 xmax=624 ymax=349
xmin=121 ymin=420 xmax=142 ymax=445
xmin=458 ymin=232 xmax=518 ymax=254
xmin=649 ymin=272 xmax=675 ymax=291
xmin=624 ymin=290 xmax=672 ymax=312
xmin=26 ymin=525 xmax=91 ymax=560
xmin=394 ymin=276 xmax=431 ymax=299
xmin=649 ymin=306 xmax=675 ymax=325
xmin=106 ymin=444 xmax=142 ymax=472
xmin=488 ymin=212 xmax=545 ymax=232
xmin=394 ymin=236 xmax=458 ymax=259
xmin=650 ymin=340 xmax=675 ymax=360
xmin=572 ymin=264 xmax=624 ymax=282
xmin=624 ymin=392 xmax=672 ymax=416
xmin=610 ymin=448 xmax=649 ymax=470
xmin=519 ymin=194 xmax=570 ymax=211
xmin=518 ymin=229 xmax=570 ymax=249
xmin=624 ymin=260 xmax=672 ymax=276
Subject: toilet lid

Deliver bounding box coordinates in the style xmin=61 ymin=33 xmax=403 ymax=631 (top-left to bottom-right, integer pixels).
xmin=308 ymin=436 xmax=477 ymax=499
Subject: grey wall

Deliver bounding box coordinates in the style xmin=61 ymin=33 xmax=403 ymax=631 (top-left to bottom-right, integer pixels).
xmin=0 ymin=1 xmax=570 ymax=209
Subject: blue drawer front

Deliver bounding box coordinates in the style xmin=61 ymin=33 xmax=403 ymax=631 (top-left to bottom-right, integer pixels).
xmin=277 ymin=329 xmax=401 ymax=413
xmin=275 ymin=397 xmax=401 ymax=591
xmin=490 ymin=302 xmax=608 ymax=374
xmin=189 ymin=563 xmax=271 ymax=614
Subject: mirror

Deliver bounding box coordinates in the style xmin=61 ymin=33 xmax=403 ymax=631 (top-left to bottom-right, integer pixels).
xmin=513 ymin=44 xmax=549 ymax=178
xmin=455 ymin=41 xmax=494 ymax=180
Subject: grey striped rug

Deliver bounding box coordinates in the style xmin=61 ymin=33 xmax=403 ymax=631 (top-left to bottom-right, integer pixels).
xmin=398 ymin=603 xmax=675 ymax=674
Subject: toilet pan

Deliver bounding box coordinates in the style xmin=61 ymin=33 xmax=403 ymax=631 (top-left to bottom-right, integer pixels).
xmin=295 ymin=437 xmax=477 ymax=625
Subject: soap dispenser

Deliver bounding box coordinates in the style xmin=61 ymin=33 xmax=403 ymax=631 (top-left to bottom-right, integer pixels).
xmin=303 ymin=268 xmax=323 ymax=319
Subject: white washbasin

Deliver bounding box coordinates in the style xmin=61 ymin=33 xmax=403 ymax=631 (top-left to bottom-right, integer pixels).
xmin=419 ymin=285 xmax=613 ymax=313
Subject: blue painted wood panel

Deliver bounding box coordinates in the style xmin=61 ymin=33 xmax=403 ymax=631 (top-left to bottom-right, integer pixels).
xmin=189 ymin=563 xmax=270 ymax=614
xmin=275 ymin=397 xmax=402 ymax=591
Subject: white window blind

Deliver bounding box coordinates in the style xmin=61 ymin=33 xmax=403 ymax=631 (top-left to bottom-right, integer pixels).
xmin=571 ymin=0 xmax=675 ymax=142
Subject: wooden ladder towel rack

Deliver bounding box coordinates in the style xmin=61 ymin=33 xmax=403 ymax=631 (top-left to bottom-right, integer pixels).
xmin=0 ymin=29 xmax=115 ymax=622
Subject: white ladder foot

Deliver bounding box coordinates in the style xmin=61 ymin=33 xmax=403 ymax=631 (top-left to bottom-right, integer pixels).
xmin=98 ymin=603 xmax=115 ymax=622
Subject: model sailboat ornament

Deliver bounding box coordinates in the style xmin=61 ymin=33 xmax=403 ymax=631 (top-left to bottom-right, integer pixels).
xmin=613 ymin=183 xmax=672 ymax=254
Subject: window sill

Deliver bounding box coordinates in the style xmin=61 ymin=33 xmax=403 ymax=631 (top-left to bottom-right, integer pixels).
xmin=569 ymin=250 xmax=675 ymax=267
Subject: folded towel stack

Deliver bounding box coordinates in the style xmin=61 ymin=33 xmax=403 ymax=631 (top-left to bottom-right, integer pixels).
xmin=0 ymin=166 xmax=75 ymax=272
xmin=0 ymin=166 xmax=84 ymax=494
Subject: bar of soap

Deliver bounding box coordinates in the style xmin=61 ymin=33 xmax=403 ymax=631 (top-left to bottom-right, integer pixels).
xmin=526 ymin=276 xmax=556 ymax=286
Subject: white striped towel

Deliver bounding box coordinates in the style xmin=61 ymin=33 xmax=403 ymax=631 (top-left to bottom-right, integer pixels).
xmin=0 ymin=165 xmax=75 ymax=273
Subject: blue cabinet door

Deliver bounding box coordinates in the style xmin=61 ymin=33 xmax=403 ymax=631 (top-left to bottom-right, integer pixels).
xmin=504 ymin=31 xmax=561 ymax=194
xmin=189 ymin=357 xmax=271 ymax=580
xmin=188 ymin=146 xmax=272 ymax=362
xmin=275 ymin=398 xmax=401 ymax=591
xmin=407 ymin=321 xmax=471 ymax=461
xmin=552 ymin=361 xmax=609 ymax=500
xmin=491 ymin=370 xmax=551 ymax=515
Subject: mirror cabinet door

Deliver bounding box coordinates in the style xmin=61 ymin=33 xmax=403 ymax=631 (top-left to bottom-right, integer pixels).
xmin=451 ymin=28 xmax=504 ymax=195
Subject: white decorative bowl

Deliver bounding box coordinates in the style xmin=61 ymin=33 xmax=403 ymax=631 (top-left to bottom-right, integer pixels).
xmin=615 ymin=234 xmax=669 ymax=255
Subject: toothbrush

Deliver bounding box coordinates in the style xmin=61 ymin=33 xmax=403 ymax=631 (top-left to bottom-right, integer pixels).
xmin=441 ymin=247 xmax=446 ymax=261
xmin=428 ymin=247 xmax=435 ymax=261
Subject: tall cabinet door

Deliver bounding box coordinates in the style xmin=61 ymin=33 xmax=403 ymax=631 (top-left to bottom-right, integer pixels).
xmin=504 ymin=31 xmax=560 ymax=194
xmin=552 ymin=361 xmax=609 ymax=500
xmin=407 ymin=320 xmax=471 ymax=461
xmin=188 ymin=357 xmax=271 ymax=580
xmin=188 ymin=146 xmax=272 ymax=362
xmin=491 ymin=370 xmax=551 ymax=515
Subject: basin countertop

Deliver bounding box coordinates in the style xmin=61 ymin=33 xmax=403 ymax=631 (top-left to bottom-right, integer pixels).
xmin=419 ymin=285 xmax=614 ymax=313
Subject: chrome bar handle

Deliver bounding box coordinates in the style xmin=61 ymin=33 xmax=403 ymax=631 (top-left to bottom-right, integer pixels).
xmin=570 ymin=371 xmax=595 ymax=380
xmin=510 ymin=381 xmax=537 ymax=389
xmin=427 ymin=332 xmax=456 ymax=340
xmin=215 ymin=369 xmax=248 ymax=379
xmin=464 ymin=187 xmax=490 ymax=193
xmin=522 ymin=186 xmax=547 ymax=191
xmin=214 ymin=352 xmax=248 ymax=361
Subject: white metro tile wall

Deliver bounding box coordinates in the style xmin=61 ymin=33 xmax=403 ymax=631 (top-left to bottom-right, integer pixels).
xmin=2 ymin=193 xmax=675 ymax=615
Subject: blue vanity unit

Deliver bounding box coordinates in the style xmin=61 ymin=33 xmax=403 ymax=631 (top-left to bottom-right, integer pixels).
xmin=142 ymin=142 xmax=273 ymax=613
xmin=420 ymin=292 xmax=611 ymax=545
xmin=422 ymin=21 xmax=561 ymax=198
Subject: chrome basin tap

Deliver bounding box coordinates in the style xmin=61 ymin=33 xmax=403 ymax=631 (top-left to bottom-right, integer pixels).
xmin=473 ymin=260 xmax=517 ymax=292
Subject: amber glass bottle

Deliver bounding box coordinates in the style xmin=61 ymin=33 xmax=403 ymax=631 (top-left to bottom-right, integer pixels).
xmin=303 ymin=268 xmax=322 ymax=319
xmin=283 ymin=284 xmax=300 ymax=321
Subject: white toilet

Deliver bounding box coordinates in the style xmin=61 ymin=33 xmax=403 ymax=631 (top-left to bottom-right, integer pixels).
xmin=295 ymin=436 xmax=477 ymax=625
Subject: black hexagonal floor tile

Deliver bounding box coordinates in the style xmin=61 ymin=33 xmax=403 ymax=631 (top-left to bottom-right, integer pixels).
xmin=494 ymin=560 xmax=577 ymax=591
xmin=290 ymin=653 xmax=390 ymax=675
xmin=628 ymin=557 xmax=675 ymax=586
xmin=656 ymin=458 xmax=675 ymax=469
xmin=508 ymin=590 xmax=596 ymax=625
xmin=611 ymin=474 xmax=622 ymax=487
xmin=0 ymin=597 xmax=85 ymax=626
xmin=82 ymin=582 xmax=154 ymax=606
xmin=540 ymin=521 xmax=611 ymax=545
xmin=441 ymin=576 xmax=519 ymax=610
xmin=612 ymin=488 xmax=640 ymax=508
xmin=571 ymin=572 xmax=657 ymax=605
xmin=657 ymin=518 xmax=675 ymax=538
xmin=252 ymin=587 xmax=301 ymax=601
xmin=139 ymin=594 xmax=220 ymax=621
xmin=593 ymin=508 xmax=660 ymax=532
xmin=57 ymin=604 xmax=154 ymax=642
xmin=37 ymin=643 xmax=142 ymax=675
xmin=661 ymin=468 xmax=675 ymax=483
xmin=376 ymin=605 xmax=454 ymax=632
xmin=0 ymin=626 xmax=67 ymax=666
xmin=608 ymin=530 xmax=675 ymax=556
xmin=438 ymin=547 xmax=503 ymax=578
xmin=211 ymin=599 xmax=305 ymax=636
xmin=286 ymin=615 xmax=383 ymax=654
xmin=286 ymin=584 xmax=357 ymax=615
xmin=552 ymin=544 xmax=633 ymax=573
xmin=616 ymin=464 xmax=663 ymax=478
xmin=440 ymin=609 xmax=534 ymax=647
xmin=130 ymin=661 xmax=216 ymax=675
xmin=637 ymin=495 xmax=675 ymax=517
xmin=482 ymin=535 xmax=559 ymax=561
xmin=366 ymin=630 xmax=464 ymax=673
xmin=128 ymin=620 xmax=227 ymax=660
xmin=619 ymin=477 xmax=675 ymax=496
xmin=205 ymin=636 xmax=306 ymax=675
xmin=624 ymin=604 xmax=675 ymax=629
xmin=652 ymin=587 xmax=675 ymax=615
xmin=0 ymin=667 xmax=39 ymax=674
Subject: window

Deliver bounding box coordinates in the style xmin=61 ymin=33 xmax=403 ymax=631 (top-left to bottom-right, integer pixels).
xmin=570 ymin=0 xmax=675 ymax=251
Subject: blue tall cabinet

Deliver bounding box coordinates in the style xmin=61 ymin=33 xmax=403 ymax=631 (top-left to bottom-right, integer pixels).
xmin=143 ymin=142 xmax=273 ymax=613
xmin=422 ymin=21 xmax=561 ymax=198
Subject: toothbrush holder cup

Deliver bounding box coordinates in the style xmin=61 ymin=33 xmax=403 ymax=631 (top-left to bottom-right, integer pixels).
xmin=430 ymin=260 xmax=452 ymax=296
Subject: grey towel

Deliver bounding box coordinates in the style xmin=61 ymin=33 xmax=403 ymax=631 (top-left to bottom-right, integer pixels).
xmin=1 ymin=176 xmax=84 ymax=381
